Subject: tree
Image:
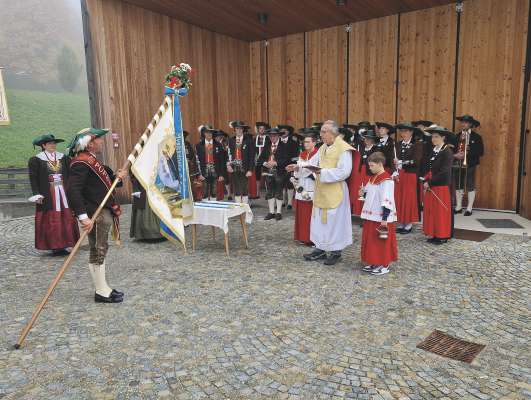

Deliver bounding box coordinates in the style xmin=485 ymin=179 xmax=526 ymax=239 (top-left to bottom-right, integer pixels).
xmin=56 ymin=45 xmax=81 ymax=92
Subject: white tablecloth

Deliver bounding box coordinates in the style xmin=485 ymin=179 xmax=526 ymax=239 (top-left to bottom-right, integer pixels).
xmin=184 ymin=201 xmax=253 ymax=233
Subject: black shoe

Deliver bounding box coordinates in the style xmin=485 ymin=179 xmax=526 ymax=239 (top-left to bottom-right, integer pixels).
xmin=323 ymin=252 xmax=342 ymax=265
xmin=275 ymin=213 xmax=282 ymax=221
xmin=51 ymin=249 xmax=70 ymax=256
xmin=228 ymin=196 xmax=233 ymax=201
xmin=396 ymin=227 xmax=405 ymax=234
xmin=464 ymin=210 xmax=472 ymax=216
xmin=264 ymin=213 xmax=275 ymax=220
xmin=433 ymin=238 xmax=448 ymax=245
xmin=304 ymin=249 xmax=326 ymax=261
xmin=454 ymin=208 xmax=463 ymax=214
xmin=111 ymin=289 xmax=124 ymax=297
xmin=427 ymin=237 xmax=436 ymax=243
xmin=95 ymin=291 xmax=123 ymax=303
xmin=399 ymin=227 xmax=412 ymax=234
xmin=287 ymin=205 xmax=292 ymax=210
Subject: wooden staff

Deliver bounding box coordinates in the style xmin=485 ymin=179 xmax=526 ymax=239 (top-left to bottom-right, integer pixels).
xmin=14 ymin=97 xmax=173 ymax=349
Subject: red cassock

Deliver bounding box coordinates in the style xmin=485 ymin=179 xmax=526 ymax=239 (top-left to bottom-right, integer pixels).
xmin=294 ymin=199 xmax=313 ymax=243
xmin=348 ymin=150 xmax=361 ymax=214
xmin=248 ymin=171 xmax=258 ymax=198
xmin=351 ymin=163 xmax=370 ymax=215
xmin=216 ymin=180 xmax=225 ymax=201
xmin=423 ymin=185 xmax=452 ymax=238
xmin=394 ymin=170 xmax=419 ymax=223
xmin=361 ymin=220 xmax=398 ymax=266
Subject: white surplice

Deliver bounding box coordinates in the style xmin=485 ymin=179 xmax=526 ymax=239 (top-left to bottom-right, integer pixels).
xmin=309 ymin=149 xmax=353 ymax=251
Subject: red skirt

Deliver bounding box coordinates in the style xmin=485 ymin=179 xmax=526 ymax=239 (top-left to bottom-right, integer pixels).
xmin=423 ymin=185 xmax=451 ymax=238
xmin=361 ymin=220 xmax=398 ymax=266
xmin=352 ymin=164 xmax=369 ymax=215
xmin=395 ymin=170 xmax=419 ymax=223
xmin=216 ymin=180 xmax=225 ymax=201
xmin=192 ymin=177 xmax=203 ymax=201
xmin=248 ymin=171 xmax=258 ymax=198
xmin=418 ymin=181 xmax=425 ymax=208
xmin=294 ymin=199 xmax=313 ymax=243
xmin=35 ymin=207 xmax=80 ymax=250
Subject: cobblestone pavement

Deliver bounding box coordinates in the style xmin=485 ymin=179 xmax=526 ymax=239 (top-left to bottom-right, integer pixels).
xmin=0 ymin=200 xmax=530 ymax=400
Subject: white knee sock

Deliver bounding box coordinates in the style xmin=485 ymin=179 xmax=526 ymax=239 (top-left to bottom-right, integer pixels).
xmin=242 ymin=195 xmax=249 ymax=204
xmin=455 ymin=190 xmax=464 ymax=210
xmin=268 ymin=198 xmax=275 ymax=213
xmin=467 ymin=190 xmax=476 ymax=211
xmin=276 ymin=199 xmax=283 ymax=214
xmin=287 ymin=189 xmax=294 ymax=206
xmin=89 ymin=263 xmax=112 ymax=297
xmin=235 ymin=195 xmax=242 ymax=203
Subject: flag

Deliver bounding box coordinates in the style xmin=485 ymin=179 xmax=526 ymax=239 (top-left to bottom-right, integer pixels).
xmin=0 ymin=68 xmax=10 ymax=126
xmin=131 ymin=87 xmax=193 ymax=245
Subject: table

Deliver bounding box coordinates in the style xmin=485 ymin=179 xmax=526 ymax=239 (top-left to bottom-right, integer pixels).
xmin=184 ymin=201 xmax=253 ymax=255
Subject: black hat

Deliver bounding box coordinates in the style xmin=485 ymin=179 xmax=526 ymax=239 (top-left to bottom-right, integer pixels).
xmin=362 ymin=129 xmax=378 ymax=141
xmin=229 ymin=120 xmax=249 ymax=129
xmin=183 ymin=130 xmax=190 ymax=139
xmin=375 ymin=122 xmax=396 ymax=133
xmin=456 ymin=114 xmax=480 ymax=128
xmin=213 ymin=130 xmax=228 ymax=137
xmin=265 ymin=127 xmax=281 ymax=135
xmin=277 ymin=124 xmax=294 ymax=134
xmin=311 ymin=122 xmax=324 ymax=130
xmin=424 ymin=126 xmax=455 ymax=141
xmin=358 ymin=121 xmax=372 ymax=128
xmin=395 ymin=122 xmax=423 ymax=136
xmin=198 ymin=124 xmax=216 ymax=136
xmin=412 ymin=120 xmax=433 ymax=127
xmin=32 ymin=133 xmax=64 ymax=147
xmin=255 ymin=122 xmax=270 ymax=129
xmin=342 ymin=124 xmax=358 ymax=131
xmin=338 ymin=127 xmax=352 ymax=139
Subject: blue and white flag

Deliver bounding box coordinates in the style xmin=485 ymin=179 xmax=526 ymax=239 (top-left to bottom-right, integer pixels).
xmin=131 ymin=87 xmax=193 ymax=245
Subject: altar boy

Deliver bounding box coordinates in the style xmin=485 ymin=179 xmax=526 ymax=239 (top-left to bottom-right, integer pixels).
xmin=359 ymin=152 xmax=398 ymax=276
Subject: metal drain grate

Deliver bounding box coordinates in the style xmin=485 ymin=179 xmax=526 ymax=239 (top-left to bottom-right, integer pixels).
xmin=416 ymin=330 xmax=485 ymax=363
xmin=477 ymin=219 xmax=524 ymax=229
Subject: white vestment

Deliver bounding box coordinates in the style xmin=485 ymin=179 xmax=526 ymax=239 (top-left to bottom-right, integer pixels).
xmin=309 ymin=149 xmax=353 ymax=251
xmin=294 ymin=152 xmax=318 ymax=201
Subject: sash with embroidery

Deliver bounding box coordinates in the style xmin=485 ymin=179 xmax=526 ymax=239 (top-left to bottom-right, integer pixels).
xmin=70 ymin=152 xmax=121 ymax=243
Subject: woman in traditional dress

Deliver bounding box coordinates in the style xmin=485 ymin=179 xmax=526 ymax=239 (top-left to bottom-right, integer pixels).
xmin=421 ymin=126 xmax=454 ymax=244
xmin=28 ymin=133 xmax=80 ymax=255
xmin=130 ymin=173 xmax=164 ymax=240
xmin=352 ymin=128 xmax=378 ymax=215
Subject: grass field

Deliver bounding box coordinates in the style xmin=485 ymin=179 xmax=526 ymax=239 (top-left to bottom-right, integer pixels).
xmin=0 ymin=88 xmax=91 ymax=168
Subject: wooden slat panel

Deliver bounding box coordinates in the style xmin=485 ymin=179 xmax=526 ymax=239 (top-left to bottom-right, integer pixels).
xmin=398 ymin=4 xmax=457 ymax=128
xmin=306 ymin=26 xmax=347 ymax=125
xmin=521 ymin=83 xmax=531 ymax=218
xmin=457 ymin=0 xmax=528 ymax=210
xmin=249 ymin=41 xmax=268 ymax=128
xmin=348 ymin=15 xmax=398 ymax=124
xmin=267 ymin=33 xmax=305 ymax=128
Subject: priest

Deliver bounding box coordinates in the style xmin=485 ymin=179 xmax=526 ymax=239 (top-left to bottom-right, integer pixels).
xmin=302 ymin=121 xmax=353 ymax=265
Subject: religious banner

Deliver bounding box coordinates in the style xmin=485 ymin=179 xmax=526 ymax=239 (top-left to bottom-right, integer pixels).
xmin=0 ymin=68 xmax=10 ymax=125
xmin=131 ymin=63 xmax=193 ymax=244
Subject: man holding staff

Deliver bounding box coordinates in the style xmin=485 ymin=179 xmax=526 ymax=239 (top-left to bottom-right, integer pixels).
xmin=292 ymin=120 xmax=353 ymax=266
xmin=67 ymin=128 xmax=127 ymax=303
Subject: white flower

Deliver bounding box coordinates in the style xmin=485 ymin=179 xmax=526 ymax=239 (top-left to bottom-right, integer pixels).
xmin=179 ymin=63 xmax=191 ymax=71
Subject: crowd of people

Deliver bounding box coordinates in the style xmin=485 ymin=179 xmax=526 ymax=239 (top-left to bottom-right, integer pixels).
xmin=26 ymin=115 xmax=483 ymax=303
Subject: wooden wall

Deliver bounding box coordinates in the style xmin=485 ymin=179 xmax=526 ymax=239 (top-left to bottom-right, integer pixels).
xmin=456 ymin=0 xmax=528 ymax=210
xmin=248 ymin=0 xmax=529 ymax=211
xmin=84 ymin=0 xmax=251 ymax=174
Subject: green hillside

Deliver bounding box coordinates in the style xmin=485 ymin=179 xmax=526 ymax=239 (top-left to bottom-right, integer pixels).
xmin=0 ymin=88 xmax=90 ymax=167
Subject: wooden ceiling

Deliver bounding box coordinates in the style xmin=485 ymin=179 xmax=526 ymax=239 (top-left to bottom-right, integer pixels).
xmin=122 ymin=0 xmax=457 ymax=41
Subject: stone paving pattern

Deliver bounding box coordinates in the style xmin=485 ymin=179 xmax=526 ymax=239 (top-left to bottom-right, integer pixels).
xmin=0 ymin=201 xmax=530 ymax=399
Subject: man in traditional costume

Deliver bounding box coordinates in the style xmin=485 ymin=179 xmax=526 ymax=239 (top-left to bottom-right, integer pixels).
xmin=453 ymin=115 xmax=484 ymax=216
xmin=257 ymin=127 xmax=288 ymax=220
xmin=393 ymin=123 xmax=424 ymax=234
xmin=303 ymin=121 xmax=353 ymax=266
xmin=196 ymin=125 xmax=225 ymax=200
xmin=214 ymin=130 xmax=229 ymax=200
xmin=183 ymin=130 xmax=203 ymax=201
xmin=227 ymin=121 xmax=255 ymax=204
xmin=360 ymin=152 xmax=398 ymax=275
xmin=67 ymin=128 xmax=126 ymax=303
xmin=28 ymin=133 xmax=80 ymax=255
xmin=421 ymin=126 xmax=454 ymax=244
xmin=253 ymin=122 xmax=270 ymax=198
xmin=278 ymin=125 xmax=300 ymax=210
xmin=286 ymin=130 xmax=319 ymax=245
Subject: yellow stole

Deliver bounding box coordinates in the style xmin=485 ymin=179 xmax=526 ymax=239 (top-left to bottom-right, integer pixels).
xmin=313 ymin=136 xmax=353 ymax=223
